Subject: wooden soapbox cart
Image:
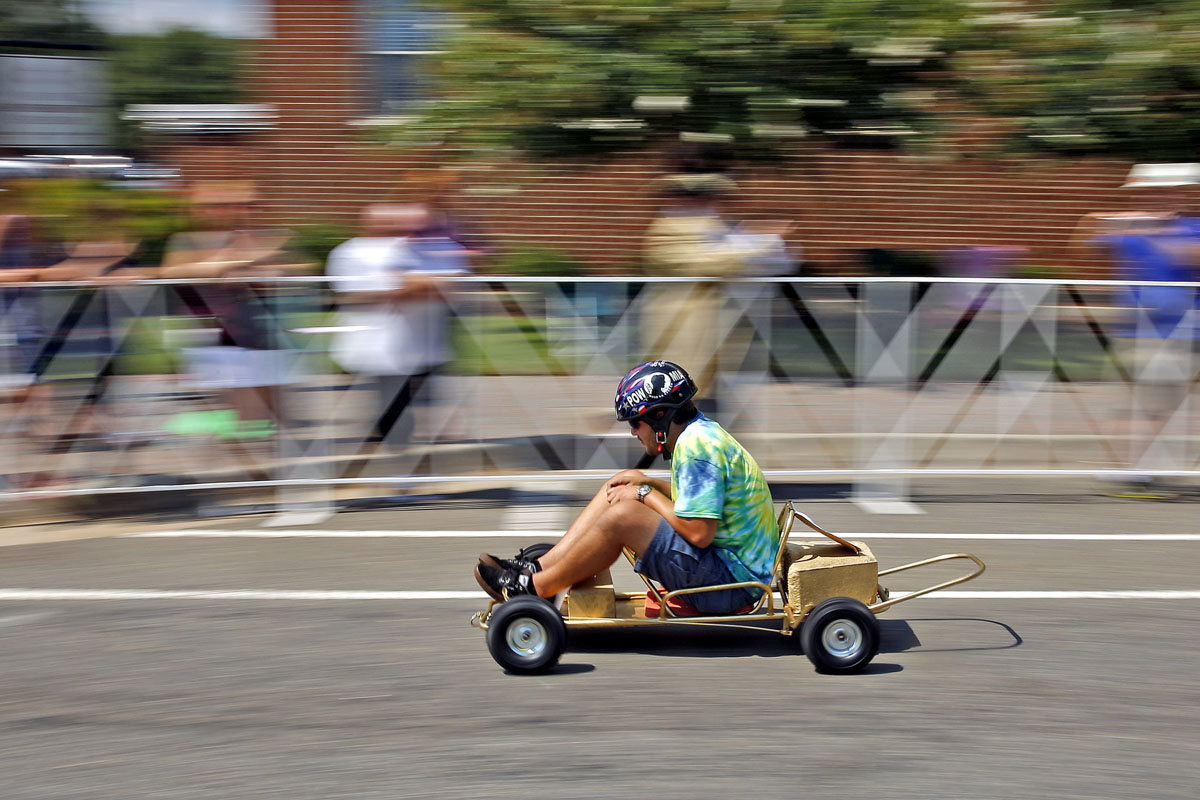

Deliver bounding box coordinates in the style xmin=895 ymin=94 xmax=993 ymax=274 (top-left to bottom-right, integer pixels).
xmin=470 ymin=501 xmax=985 ymax=674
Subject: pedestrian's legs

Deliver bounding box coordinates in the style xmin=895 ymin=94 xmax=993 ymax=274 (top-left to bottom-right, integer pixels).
xmin=374 ymin=372 xmax=432 ymax=446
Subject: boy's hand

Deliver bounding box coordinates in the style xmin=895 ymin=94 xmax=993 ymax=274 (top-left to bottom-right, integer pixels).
xmin=605 ymin=469 xmax=646 ymax=490
xmin=605 ymin=482 xmax=644 ymax=505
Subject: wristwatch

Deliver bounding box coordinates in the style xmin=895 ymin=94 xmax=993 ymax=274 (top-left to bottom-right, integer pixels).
xmin=636 ymin=484 xmax=652 ymax=504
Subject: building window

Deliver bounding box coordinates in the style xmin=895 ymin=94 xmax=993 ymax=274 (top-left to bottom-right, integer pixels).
xmin=362 ymin=0 xmax=445 ymax=115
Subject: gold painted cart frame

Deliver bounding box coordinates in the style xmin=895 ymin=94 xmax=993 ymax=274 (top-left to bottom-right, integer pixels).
xmin=472 ymin=501 xmax=986 ymax=673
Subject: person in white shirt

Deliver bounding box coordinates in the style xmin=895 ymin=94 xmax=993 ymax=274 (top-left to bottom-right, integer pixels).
xmin=326 ymin=203 xmax=469 ymax=450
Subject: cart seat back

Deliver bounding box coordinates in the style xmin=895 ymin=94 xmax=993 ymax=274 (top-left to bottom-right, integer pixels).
xmin=636 ymin=501 xmax=797 ymax=618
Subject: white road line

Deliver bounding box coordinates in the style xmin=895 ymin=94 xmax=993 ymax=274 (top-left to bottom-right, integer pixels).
xmin=122 ymin=530 xmax=567 ymax=538
xmin=120 ymin=529 xmax=1200 ymax=541
xmin=0 ymin=590 xmax=483 ymax=600
xmin=805 ymin=533 xmax=1200 ymax=541
xmin=901 ymin=591 xmax=1200 ymax=600
xmin=0 ymin=589 xmax=1199 ymax=601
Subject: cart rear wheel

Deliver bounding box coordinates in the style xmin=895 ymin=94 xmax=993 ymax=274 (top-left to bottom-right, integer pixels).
xmin=485 ymin=596 xmax=566 ymax=674
xmin=800 ymin=597 xmax=880 ymax=674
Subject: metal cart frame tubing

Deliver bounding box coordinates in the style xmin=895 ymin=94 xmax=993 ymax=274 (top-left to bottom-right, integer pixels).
xmin=472 ymin=501 xmax=986 ymax=674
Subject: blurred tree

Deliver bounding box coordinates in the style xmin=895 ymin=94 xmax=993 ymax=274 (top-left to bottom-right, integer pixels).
xmin=388 ymin=0 xmax=966 ymax=159
xmin=109 ymin=28 xmax=244 ymax=154
xmin=954 ymin=0 xmax=1200 ymax=159
xmin=0 ymin=178 xmax=186 ymax=265
xmin=0 ymin=0 xmax=106 ymax=50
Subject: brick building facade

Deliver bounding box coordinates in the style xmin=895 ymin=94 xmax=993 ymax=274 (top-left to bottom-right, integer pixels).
xmin=154 ymin=0 xmax=1148 ymax=277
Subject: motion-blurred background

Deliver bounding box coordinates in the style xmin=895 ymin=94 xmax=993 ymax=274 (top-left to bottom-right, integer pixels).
xmin=2 ymin=0 xmax=1198 ymax=520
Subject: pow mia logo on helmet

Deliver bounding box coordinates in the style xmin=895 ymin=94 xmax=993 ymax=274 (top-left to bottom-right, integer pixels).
xmin=615 ymin=360 xmax=695 ymax=421
xmin=619 ymin=366 xmax=686 ymax=412
xmin=642 ymin=371 xmax=671 ymax=398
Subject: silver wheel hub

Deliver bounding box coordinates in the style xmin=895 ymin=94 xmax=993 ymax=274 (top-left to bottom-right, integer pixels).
xmin=821 ymin=618 xmax=864 ymax=659
xmin=505 ymin=617 xmax=547 ymax=658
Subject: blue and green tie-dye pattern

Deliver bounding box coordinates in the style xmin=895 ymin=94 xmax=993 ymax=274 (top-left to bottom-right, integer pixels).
xmin=670 ymin=414 xmax=778 ymax=586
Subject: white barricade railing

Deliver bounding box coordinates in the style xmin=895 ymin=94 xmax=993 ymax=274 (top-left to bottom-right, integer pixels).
xmin=1 ymin=276 xmax=1197 ymax=510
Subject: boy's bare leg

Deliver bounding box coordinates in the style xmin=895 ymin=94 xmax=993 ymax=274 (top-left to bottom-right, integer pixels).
xmin=535 ymin=483 xmax=611 ymax=571
xmin=532 ymin=499 xmax=659 ymax=597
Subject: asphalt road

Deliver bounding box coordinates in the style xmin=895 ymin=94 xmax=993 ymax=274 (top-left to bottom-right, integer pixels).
xmin=2 ymin=486 xmax=1199 ymax=800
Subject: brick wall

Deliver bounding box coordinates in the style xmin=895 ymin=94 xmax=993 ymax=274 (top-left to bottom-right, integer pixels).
xmin=154 ymin=0 xmax=1150 ymax=278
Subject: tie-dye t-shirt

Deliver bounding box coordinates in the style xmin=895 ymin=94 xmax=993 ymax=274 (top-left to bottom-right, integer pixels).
xmin=670 ymin=413 xmax=778 ymax=586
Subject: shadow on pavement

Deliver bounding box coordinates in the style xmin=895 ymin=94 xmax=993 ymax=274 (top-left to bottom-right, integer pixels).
xmin=567 ymin=624 xmax=798 ymax=659
xmin=897 ymin=617 xmax=1022 ymax=653
xmin=860 ymin=662 xmax=904 ymax=675
xmin=500 ymin=662 xmax=597 ymax=677
xmin=879 ymin=619 xmax=922 ymax=653
xmin=546 ymin=663 xmax=596 ymax=676
xmin=563 ymin=628 xmax=908 ymax=675
xmin=563 ymin=616 xmax=1019 ymax=661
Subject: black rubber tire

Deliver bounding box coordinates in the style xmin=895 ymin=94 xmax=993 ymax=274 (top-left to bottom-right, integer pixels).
xmin=799 ymin=597 xmax=880 ymax=674
xmin=516 ymin=542 xmax=556 ymax=562
xmin=485 ymin=596 xmax=566 ymax=674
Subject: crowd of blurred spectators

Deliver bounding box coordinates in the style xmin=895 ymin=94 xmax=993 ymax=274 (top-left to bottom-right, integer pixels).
xmin=0 ymin=179 xmax=486 ymax=493
xmin=1 ymin=161 xmax=1197 ymax=499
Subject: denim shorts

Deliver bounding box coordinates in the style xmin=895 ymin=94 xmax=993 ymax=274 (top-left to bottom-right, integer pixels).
xmin=634 ymin=517 xmax=758 ymax=615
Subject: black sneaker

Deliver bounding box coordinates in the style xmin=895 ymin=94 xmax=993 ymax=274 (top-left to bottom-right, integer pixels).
xmin=478 ymin=552 xmax=541 ymax=574
xmin=474 ymin=563 xmax=537 ymax=602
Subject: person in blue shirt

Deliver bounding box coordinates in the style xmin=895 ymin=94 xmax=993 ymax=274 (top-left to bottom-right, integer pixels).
xmin=474 ymin=360 xmax=779 ymax=615
xmin=1076 ymin=203 xmax=1199 ymax=497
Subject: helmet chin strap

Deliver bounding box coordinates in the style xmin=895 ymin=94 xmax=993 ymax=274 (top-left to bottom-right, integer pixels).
xmin=655 ymin=429 xmax=667 ymax=453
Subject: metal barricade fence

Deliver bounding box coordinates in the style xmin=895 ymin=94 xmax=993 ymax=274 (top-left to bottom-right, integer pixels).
xmin=1 ymin=276 xmax=1197 ymax=513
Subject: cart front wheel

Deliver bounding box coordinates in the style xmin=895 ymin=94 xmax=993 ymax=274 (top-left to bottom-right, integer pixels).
xmin=800 ymin=597 xmax=880 ymax=674
xmin=485 ymin=596 xmax=566 ymax=674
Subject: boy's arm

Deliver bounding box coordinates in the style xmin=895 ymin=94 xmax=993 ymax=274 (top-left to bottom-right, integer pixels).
xmin=607 ymin=480 xmax=718 ymax=547
xmin=647 ymin=493 xmax=717 ymax=547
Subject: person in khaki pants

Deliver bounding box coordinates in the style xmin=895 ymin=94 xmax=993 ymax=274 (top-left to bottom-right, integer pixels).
xmin=641 ymin=173 xmax=789 ymax=415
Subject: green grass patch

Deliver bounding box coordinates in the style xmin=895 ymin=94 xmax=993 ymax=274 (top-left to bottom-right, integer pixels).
xmin=449 ymin=315 xmax=567 ymax=375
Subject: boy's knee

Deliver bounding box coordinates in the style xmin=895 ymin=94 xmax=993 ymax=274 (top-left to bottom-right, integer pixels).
xmin=604 ymin=496 xmax=641 ymax=519
xmin=599 ymin=498 xmax=657 ymax=533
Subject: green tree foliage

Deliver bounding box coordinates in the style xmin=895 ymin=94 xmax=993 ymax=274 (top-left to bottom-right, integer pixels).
xmin=0 ymin=178 xmax=187 ymax=265
xmin=394 ymin=0 xmax=1200 ymax=162
xmin=953 ymin=0 xmax=1200 ymax=159
xmin=108 ymin=28 xmax=244 ymax=154
xmin=393 ymin=0 xmax=965 ymax=159
xmin=0 ymin=0 xmax=106 ymax=50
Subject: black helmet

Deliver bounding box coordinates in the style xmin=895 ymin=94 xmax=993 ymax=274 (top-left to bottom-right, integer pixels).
xmin=614 ymin=360 xmax=698 ymax=451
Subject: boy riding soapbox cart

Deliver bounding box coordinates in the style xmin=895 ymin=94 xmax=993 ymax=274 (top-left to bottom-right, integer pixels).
xmin=470 ymin=501 xmax=986 ymax=674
